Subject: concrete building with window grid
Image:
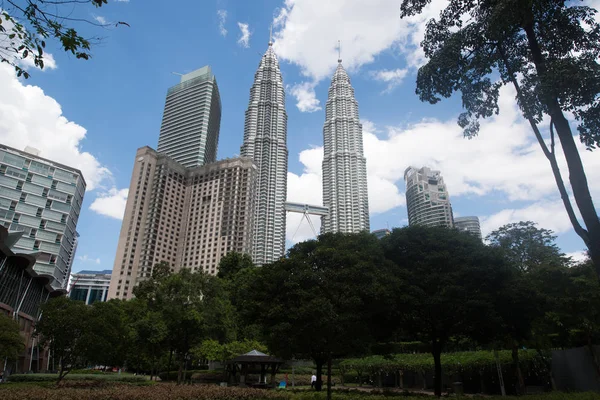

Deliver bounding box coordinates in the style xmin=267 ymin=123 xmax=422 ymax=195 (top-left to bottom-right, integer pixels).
xmin=69 ymin=269 xmax=111 ymax=305
xmin=321 ymin=58 xmax=370 ymax=234
xmin=157 ymin=66 xmax=221 ymax=168
xmin=0 ymin=144 xmax=85 ymax=288
xmin=404 ymin=166 xmax=454 ymax=228
xmin=108 ymin=147 xmax=256 ymax=300
xmin=454 ymin=216 xmax=482 ymax=239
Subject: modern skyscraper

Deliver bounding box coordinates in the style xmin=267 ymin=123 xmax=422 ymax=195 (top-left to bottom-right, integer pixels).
xmin=454 ymin=216 xmax=482 ymax=239
xmin=404 ymin=166 xmax=454 ymax=228
xmin=157 ymin=66 xmax=222 ymax=168
xmin=108 ymin=147 xmax=256 ymax=300
xmin=321 ymin=58 xmax=370 ymax=234
xmin=240 ymin=41 xmax=288 ymax=265
xmin=0 ymin=144 xmax=85 ymax=288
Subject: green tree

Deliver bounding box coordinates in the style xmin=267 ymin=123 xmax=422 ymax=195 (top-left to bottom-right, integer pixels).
xmin=123 ymin=298 xmax=168 ymax=379
xmin=192 ymin=339 xmax=267 ymax=362
xmin=80 ymin=300 xmax=131 ymax=369
xmin=400 ymin=0 xmax=600 ymax=275
xmin=134 ymin=268 xmax=235 ymax=384
xmin=245 ymin=232 xmax=392 ymax=399
xmin=217 ymin=251 xmax=254 ymax=280
xmin=35 ymin=296 xmax=88 ymax=384
xmin=382 ymin=226 xmax=510 ymax=397
xmin=487 ymin=221 xmax=568 ymax=272
xmin=0 ymin=313 xmax=24 ymax=362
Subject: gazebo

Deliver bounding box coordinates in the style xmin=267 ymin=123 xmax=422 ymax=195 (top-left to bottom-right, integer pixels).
xmin=226 ymin=350 xmax=284 ymax=388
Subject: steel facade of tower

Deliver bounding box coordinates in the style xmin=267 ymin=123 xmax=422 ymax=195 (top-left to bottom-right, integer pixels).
xmin=404 ymin=166 xmax=454 ymax=228
xmin=240 ymin=43 xmax=288 ymax=265
xmin=157 ymin=66 xmax=221 ymax=168
xmin=321 ymin=60 xmax=370 ymax=234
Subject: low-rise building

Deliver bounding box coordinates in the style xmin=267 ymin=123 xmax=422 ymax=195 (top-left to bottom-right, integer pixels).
xmin=69 ymin=270 xmax=111 ymax=305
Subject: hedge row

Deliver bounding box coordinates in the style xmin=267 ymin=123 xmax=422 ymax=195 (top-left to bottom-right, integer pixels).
xmin=7 ymin=373 xmax=146 ymax=383
xmin=339 ymin=350 xmax=542 ymax=374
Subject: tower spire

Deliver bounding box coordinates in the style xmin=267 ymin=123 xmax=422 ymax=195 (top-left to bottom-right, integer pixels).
xmin=269 ymin=24 xmax=273 ymax=46
xmin=337 ymin=40 xmax=342 ymax=63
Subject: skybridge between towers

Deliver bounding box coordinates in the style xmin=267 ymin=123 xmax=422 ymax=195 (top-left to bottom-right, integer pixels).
xmin=285 ymin=202 xmax=329 ymax=239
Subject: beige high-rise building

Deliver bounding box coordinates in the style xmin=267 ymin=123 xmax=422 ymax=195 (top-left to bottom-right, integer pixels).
xmin=108 ymin=147 xmax=256 ymax=300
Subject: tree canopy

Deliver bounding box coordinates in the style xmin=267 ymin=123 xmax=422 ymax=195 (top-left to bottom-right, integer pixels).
xmin=382 ymin=225 xmax=512 ymax=397
xmin=400 ymin=0 xmax=600 ymax=276
xmin=0 ymin=313 xmax=24 ymax=362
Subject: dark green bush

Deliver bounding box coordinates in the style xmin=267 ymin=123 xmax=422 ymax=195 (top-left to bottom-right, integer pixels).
xmin=158 ymin=369 xmax=214 ymax=382
xmin=7 ymin=373 xmax=146 ymax=383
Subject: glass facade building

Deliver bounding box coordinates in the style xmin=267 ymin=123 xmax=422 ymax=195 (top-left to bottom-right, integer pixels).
xmin=0 ymin=144 xmax=86 ymax=288
xmin=69 ymin=269 xmax=111 ymax=305
xmin=453 ymin=216 xmax=482 ymax=239
xmin=157 ymin=66 xmax=222 ymax=168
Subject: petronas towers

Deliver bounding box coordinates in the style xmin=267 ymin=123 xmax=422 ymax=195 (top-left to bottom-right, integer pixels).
xmin=321 ymin=58 xmax=370 ymax=234
xmin=241 ymin=41 xmax=288 ymax=265
xmin=242 ymin=42 xmax=369 ymax=263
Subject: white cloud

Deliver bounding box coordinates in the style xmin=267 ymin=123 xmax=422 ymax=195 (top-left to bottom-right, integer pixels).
xmin=566 ymin=250 xmax=589 ymax=264
xmin=286 ymin=84 xmax=600 ymax=244
xmin=93 ymin=15 xmax=108 ymax=25
xmin=0 ymin=64 xmax=110 ymax=190
xmin=89 ymin=188 xmax=128 ymax=220
xmin=272 ymin=0 xmax=446 ymax=81
xmin=78 ymin=254 xmax=101 ymax=264
xmin=480 ymin=200 xmax=573 ymax=238
xmin=217 ymin=9 xmax=228 ymax=36
xmin=370 ymin=68 xmax=409 ymax=93
xmin=288 ymin=81 xmax=321 ymax=112
xmin=237 ymin=22 xmax=251 ymax=48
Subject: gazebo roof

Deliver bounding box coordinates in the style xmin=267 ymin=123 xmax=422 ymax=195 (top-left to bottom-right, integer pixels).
xmin=228 ymin=349 xmax=283 ymax=364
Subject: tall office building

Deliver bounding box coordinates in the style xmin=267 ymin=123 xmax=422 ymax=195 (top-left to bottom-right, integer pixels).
xmin=454 ymin=216 xmax=482 ymax=239
xmin=108 ymin=147 xmax=256 ymax=300
xmin=157 ymin=66 xmax=222 ymax=168
xmin=404 ymin=166 xmax=454 ymax=228
xmin=69 ymin=269 xmax=111 ymax=305
xmin=240 ymin=41 xmax=288 ymax=265
xmin=321 ymin=58 xmax=370 ymax=234
xmin=0 ymin=144 xmax=85 ymax=288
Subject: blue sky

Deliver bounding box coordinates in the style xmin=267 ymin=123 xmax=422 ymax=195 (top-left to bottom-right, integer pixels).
xmin=0 ymin=0 xmax=598 ymax=274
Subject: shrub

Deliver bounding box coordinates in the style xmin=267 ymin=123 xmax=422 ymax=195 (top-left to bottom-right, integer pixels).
xmin=158 ymin=370 xmax=216 ymax=382
xmin=7 ymin=373 xmax=146 ymax=383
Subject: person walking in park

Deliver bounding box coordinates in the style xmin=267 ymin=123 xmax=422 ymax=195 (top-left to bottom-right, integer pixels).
xmin=311 ymin=374 xmax=316 ymax=389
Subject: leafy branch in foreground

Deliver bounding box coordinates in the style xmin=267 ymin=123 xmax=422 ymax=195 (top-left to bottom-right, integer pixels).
xmin=0 ymin=0 xmax=128 ymax=78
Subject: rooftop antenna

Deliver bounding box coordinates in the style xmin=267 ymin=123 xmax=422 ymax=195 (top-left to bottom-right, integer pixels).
xmin=337 ymin=40 xmax=342 ymax=63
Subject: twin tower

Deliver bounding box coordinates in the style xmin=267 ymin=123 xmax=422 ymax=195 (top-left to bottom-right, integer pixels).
xmin=108 ymin=41 xmax=369 ymax=298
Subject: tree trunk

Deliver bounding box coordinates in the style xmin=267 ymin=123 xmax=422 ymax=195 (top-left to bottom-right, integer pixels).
xmin=587 ymin=332 xmax=600 ymax=378
xmin=177 ymin=358 xmax=184 ymax=385
xmin=316 ymin=359 xmax=324 ymax=391
xmin=432 ymin=340 xmax=443 ymax=397
xmin=327 ymin=354 xmax=332 ymax=400
xmin=511 ymin=344 xmax=525 ymax=395
xmin=168 ymin=349 xmax=173 ymax=379
xmin=522 ymin=21 xmax=600 ymax=277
